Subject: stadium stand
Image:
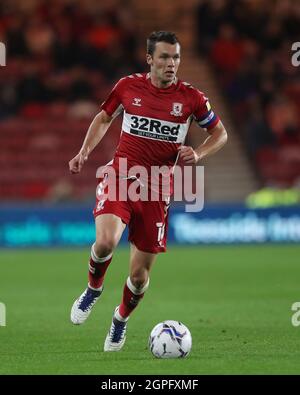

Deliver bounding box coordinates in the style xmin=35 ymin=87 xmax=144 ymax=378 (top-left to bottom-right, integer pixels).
xmin=1 ymin=0 xmax=299 ymax=203
xmin=0 ymin=0 xmax=144 ymax=201
xmin=195 ymin=0 xmax=300 ymax=188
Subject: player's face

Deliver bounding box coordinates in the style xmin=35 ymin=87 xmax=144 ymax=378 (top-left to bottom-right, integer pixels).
xmin=147 ymin=42 xmax=181 ymax=87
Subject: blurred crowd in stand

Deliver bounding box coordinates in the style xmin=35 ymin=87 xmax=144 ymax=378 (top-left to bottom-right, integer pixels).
xmin=196 ymin=0 xmax=300 ymax=187
xmin=0 ymin=0 xmax=146 ymax=201
xmin=0 ymin=0 xmax=144 ymax=119
xmin=1 ymin=0 xmax=299 ymax=202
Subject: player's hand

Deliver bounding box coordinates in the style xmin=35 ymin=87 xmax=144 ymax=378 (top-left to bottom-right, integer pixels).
xmin=178 ymin=145 xmax=200 ymax=164
xmin=69 ymin=151 xmax=88 ymax=174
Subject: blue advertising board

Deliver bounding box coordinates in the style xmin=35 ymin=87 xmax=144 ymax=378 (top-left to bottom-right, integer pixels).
xmin=0 ymin=203 xmax=299 ymax=247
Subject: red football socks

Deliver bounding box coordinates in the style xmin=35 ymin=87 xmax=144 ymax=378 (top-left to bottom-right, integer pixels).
xmin=88 ymin=244 xmax=113 ymax=290
xmin=118 ymin=277 xmax=149 ymax=319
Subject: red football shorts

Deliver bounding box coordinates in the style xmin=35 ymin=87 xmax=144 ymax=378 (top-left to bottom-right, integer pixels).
xmin=93 ymin=174 xmax=170 ymax=254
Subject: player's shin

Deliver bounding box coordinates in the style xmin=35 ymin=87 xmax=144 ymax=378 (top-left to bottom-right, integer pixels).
xmin=118 ymin=276 xmax=149 ymax=320
xmin=88 ymin=243 xmax=113 ymax=290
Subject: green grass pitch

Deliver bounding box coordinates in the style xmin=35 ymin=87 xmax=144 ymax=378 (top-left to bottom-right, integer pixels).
xmin=1 ymin=245 xmax=300 ymax=375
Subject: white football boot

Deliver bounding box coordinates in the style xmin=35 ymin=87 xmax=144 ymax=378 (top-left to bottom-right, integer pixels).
xmin=104 ymin=307 xmax=129 ymax=352
xmin=71 ymin=286 xmax=103 ymax=325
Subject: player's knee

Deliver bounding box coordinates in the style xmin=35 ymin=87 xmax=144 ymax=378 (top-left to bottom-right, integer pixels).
xmin=94 ymin=235 xmax=118 ymax=257
xmin=130 ymin=272 xmax=149 ymax=291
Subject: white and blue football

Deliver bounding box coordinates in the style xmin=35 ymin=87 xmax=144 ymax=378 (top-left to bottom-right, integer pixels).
xmin=149 ymin=320 xmax=192 ymax=359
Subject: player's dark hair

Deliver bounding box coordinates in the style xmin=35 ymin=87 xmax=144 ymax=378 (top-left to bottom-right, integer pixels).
xmin=147 ymin=31 xmax=180 ymax=56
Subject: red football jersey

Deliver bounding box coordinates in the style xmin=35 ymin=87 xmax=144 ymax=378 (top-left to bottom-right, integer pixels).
xmin=101 ymin=72 xmax=220 ymax=194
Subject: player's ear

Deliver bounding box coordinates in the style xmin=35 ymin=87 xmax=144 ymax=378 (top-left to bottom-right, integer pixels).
xmin=146 ymin=54 xmax=153 ymax=66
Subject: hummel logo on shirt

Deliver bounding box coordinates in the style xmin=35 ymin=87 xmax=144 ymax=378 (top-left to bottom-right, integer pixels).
xmin=132 ymin=98 xmax=142 ymax=107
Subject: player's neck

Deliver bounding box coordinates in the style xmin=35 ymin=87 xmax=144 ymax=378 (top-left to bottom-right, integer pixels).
xmin=150 ymin=74 xmax=176 ymax=89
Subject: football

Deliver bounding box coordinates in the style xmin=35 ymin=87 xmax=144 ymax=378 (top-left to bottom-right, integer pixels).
xmin=148 ymin=320 xmax=192 ymax=358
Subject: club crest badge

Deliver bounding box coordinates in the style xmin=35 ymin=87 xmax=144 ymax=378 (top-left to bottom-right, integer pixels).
xmin=170 ymin=102 xmax=183 ymax=117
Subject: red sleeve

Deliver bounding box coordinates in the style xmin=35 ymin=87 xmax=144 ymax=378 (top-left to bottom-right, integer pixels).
xmin=193 ymin=89 xmax=220 ymax=130
xmin=101 ymin=77 xmax=127 ymax=117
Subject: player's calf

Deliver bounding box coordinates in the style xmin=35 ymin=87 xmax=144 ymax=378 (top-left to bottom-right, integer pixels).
xmin=88 ymin=243 xmax=113 ymax=289
xmin=118 ymin=276 xmax=150 ymax=318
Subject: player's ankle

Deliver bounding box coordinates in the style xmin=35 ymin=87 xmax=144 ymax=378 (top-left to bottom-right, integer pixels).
xmin=114 ymin=306 xmax=129 ymax=322
xmin=88 ymin=284 xmax=103 ymax=293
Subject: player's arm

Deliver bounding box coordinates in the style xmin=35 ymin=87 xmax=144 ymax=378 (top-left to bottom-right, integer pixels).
xmin=69 ymin=110 xmax=113 ymax=174
xmin=179 ymin=120 xmax=228 ymax=164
